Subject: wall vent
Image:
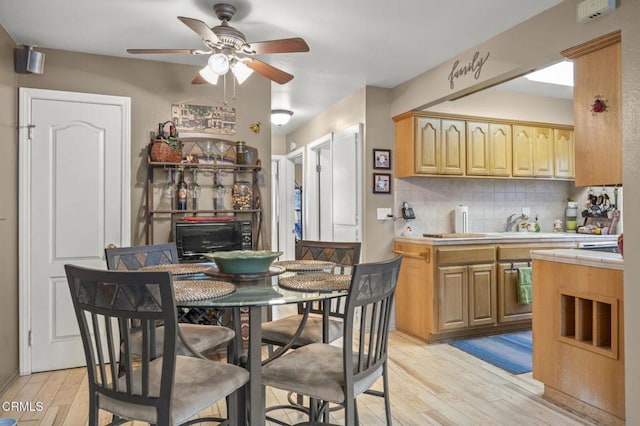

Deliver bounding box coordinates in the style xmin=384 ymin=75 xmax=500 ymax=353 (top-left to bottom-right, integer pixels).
xmin=577 ymin=0 xmax=617 ymax=23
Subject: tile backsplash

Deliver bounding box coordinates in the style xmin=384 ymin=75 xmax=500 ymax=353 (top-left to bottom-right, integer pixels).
xmin=394 ymin=177 xmax=623 ymax=236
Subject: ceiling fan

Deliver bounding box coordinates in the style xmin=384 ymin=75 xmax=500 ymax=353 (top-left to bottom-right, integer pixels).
xmin=127 ymin=3 xmax=309 ymax=85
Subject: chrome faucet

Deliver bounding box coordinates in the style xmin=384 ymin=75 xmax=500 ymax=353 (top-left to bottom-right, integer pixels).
xmin=505 ymin=213 xmax=529 ymax=232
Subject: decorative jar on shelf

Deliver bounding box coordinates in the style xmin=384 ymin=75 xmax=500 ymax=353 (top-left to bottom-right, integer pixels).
xmin=232 ymin=181 xmax=253 ymax=210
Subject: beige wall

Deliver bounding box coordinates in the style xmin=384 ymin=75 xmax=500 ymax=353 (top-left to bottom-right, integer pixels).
xmin=0 ymin=33 xmax=272 ymax=390
xmin=391 ymin=1 xmax=625 ymax=116
xmin=286 ymin=88 xmax=365 ymax=151
xmin=0 ymin=26 xmax=19 ymax=393
xmin=284 ymin=87 xmax=397 ymax=262
xmin=362 ymin=87 xmax=394 ymax=262
xmin=15 ymin=48 xmax=272 ymax=247
xmin=426 ymin=88 xmax=574 ymax=125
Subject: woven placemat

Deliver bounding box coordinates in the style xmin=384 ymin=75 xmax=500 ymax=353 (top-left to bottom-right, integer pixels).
xmin=173 ymin=280 xmax=235 ymax=302
xmin=278 ymin=273 xmax=351 ymax=292
xmin=272 ymin=260 xmax=336 ymax=272
xmin=140 ymin=263 xmax=211 ymax=275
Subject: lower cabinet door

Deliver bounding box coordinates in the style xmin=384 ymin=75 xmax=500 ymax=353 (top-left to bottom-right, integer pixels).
xmin=438 ymin=266 xmax=468 ymax=331
xmin=468 ymin=263 xmax=497 ymax=327
xmin=498 ymin=262 xmax=532 ymax=322
xmin=438 ymin=264 xmax=497 ymax=330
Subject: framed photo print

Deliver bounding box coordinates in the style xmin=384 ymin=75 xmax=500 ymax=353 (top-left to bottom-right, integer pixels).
xmin=373 ymin=149 xmax=391 ymax=169
xmin=373 ymin=173 xmax=391 ymax=194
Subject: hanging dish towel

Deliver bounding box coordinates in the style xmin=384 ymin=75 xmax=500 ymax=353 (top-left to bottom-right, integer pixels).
xmin=517 ymin=267 xmax=533 ymax=305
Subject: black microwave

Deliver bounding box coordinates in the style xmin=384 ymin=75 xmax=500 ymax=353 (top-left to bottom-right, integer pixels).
xmin=173 ymin=219 xmax=253 ymax=262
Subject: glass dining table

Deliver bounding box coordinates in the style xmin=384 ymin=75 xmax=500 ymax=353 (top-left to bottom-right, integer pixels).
xmin=172 ymin=264 xmax=349 ymax=426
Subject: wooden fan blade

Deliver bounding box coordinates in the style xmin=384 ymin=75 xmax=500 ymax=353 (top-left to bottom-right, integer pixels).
xmin=178 ymin=16 xmax=221 ymax=44
xmin=191 ymin=74 xmax=208 ymax=84
xmin=127 ymin=48 xmax=207 ymax=55
xmin=247 ymin=37 xmax=310 ymax=55
xmin=243 ymin=59 xmax=293 ymax=85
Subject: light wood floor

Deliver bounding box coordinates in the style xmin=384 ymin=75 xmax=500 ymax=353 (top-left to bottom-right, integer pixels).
xmin=0 ymin=330 xmax=599 ymax=426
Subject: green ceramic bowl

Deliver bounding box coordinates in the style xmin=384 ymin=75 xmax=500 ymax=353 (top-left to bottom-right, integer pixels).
xmin=206 ymin=250 xmax=283 ymax=274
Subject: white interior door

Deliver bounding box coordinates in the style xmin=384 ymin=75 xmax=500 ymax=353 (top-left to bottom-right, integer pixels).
xmin=19 ymin=88 xmax=131 ymax=373
xmin=306 ymin=134 xmax=332 ymax=241
xmin=332 ymin=125 xmax=362 ymax=242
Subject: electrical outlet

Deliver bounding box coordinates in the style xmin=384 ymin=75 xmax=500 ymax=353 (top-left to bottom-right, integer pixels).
xmin=522 ymin=207 xmax=531 ymax=216
xmin=377 ymin=208 xmax=392 ymax=220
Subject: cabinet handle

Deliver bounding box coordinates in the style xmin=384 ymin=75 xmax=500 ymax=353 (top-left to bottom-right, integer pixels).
xmin=392 ymin=249 xmax=430 ymax=263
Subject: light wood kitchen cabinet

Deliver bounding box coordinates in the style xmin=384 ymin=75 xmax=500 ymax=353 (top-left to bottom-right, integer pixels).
xmin=512 ymin=125 xmax=554 ymax=177
xmin=563 ymin=31 xmax=621 ymax=187
xmin=440 ymin=119 xmax=466 ymax=175
xmin=414 ymin=116 xmax=439 ymax=174
xmin=533 ymin=257 xmax=624 ymax=422
xmin=467 ymin=121 xmax=511 ymax=176
xmin=411 ymin=116 xmax=465 ymax=175
xmin=393 ymin=241 xmax=433 ymax=341
xmin=394 ymin=114 xmax=465 ymax=176
xmin=554 ymin=128 xmax=574 ymax=179
xmin=395 ymin=111 xmax=572 ymax=180
xmin=394 ymin=238 xmax=585 ymax=342
xmin=438 ymin=263 xmax=497 ymax=331
xmin=497 ymin=262 xmax=532 ymax=323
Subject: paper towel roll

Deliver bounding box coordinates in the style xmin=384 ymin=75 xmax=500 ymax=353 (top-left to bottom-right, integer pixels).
xmin=455 ymin=205 xmax=469 ymax=234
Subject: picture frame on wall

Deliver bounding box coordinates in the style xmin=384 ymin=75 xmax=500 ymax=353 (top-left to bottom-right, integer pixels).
xmin=373 ymin=149 xmax=391 ymax=169
xmin=373 ymin=173 xmax=391 ymax=194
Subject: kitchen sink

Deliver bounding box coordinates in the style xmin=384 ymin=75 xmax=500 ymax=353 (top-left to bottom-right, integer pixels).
xmin=485 ymin=232 xmax=571 ymax=238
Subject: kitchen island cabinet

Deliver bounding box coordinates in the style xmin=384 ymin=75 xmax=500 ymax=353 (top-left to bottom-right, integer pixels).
xmin=531 ymin=248 xmax=624 ymax=424
xmin=393 ymin=233 xmax=616 ymax=342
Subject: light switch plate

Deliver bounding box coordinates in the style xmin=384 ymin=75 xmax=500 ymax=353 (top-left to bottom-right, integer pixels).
xmin=377 ymin=208 xmax=392 ymax=220
xmin=522 ymin=207 xmax=531 ymax=216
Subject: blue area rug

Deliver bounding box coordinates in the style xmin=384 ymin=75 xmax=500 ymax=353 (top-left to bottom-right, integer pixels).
xmin=449 ymin=330 xmax=532 ymax=374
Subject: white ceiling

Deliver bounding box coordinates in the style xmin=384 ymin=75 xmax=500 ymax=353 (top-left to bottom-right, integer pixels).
xmin=0 ymin=0 xmax=565 ymax=135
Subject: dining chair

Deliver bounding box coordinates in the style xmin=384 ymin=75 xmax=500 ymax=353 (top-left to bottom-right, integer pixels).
xmin=261 ymin=240 xmax=361 ymax=349
xmin=105 ymin=243 xmax=235 ymax=358
xmin=262 ymin=255 xmax=403 ymax=425
xmin=64 ymin=264 xmax=249 ymax=426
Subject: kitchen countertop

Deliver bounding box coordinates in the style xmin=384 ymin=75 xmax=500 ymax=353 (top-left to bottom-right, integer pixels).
xmin=395 ymin=232 xmax=619 ymax=246
xmin=530 ymin=248 xmax=623 ymax=270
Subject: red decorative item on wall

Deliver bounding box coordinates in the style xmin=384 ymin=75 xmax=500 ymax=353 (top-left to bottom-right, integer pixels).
xmin=591 ymin=95 xmax=608 ymax=115
xmin=617 ymin=233 xmax=623 ymax=256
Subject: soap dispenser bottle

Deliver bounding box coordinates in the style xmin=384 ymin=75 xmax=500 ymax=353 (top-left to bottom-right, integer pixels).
xmin=533 ymin=215 xmax=541 ymax=232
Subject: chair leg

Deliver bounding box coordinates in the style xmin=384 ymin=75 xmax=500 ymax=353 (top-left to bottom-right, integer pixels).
xmin=88 ymin=392 xmax=99 ymax=426
xmin=383 ymin=364 xmax=392 ymax=425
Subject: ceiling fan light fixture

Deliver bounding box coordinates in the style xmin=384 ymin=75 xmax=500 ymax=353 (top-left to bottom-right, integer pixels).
xmin=232 ymin=61 xmax=253 ymax=84
xmin=271 ymin=109 xmax=294 ymax=126
xmin=208 ymin=52 xmax=230 ymax=74
xmin=198 ymin=66 xmax=219 ymax=85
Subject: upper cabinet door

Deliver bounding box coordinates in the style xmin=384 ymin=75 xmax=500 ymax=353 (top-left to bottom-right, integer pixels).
xmin=512 ymin=125 xmax=534 ymax=177
xmin=440 ymin=119 xmax=465 ymax=175
xmin=563 ymin=31 xmax=621 ymax=186
xmin=554 ymin=128 xmax=575 ymax=179
xmin=532 ymin=126 xmax=554 ymax=177
xmin=467 ymin=122 xmax=511 ymax=177
xmin=466 ymin=121 xmax=490 ymax=176
xmin=489 ymin=123 xmax=512 ymax=177
xmin=415 ymin=116 xmax=440 ymax=174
